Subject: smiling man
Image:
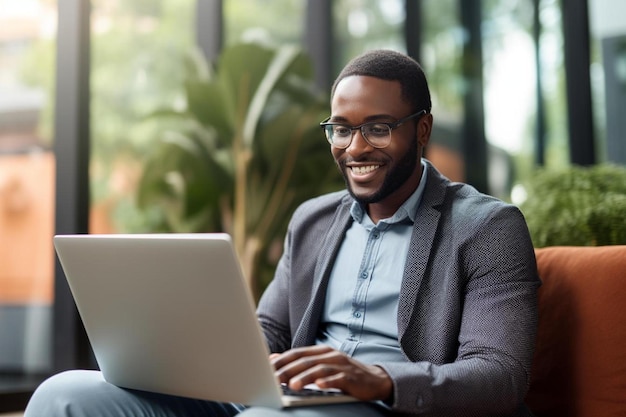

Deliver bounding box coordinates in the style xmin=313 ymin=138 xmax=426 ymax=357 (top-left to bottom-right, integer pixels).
xmin=323 ymin=74 xmax=430 ymax=222
xmin=25 ymin=50 xmax=540 ymax=417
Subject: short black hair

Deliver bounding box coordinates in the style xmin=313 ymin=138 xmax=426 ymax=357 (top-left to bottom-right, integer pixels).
xmin=331 ymin=49 xmax=432 ymax=114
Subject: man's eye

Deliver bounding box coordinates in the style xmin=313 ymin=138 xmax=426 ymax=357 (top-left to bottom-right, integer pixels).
xmin=333 ymin=126 xmax=351 ymax=137
xmin=365 ymin=124 xmax=389 ymax=137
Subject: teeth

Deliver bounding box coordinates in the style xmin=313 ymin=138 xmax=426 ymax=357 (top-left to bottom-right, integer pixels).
xmin=351 ymin=165 xmax=379 ymax=175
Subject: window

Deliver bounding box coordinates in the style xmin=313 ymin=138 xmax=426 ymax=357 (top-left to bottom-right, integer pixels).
xmin=0 ymin=0 xmax=56 ymax=407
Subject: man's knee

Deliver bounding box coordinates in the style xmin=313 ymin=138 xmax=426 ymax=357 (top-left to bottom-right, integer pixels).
xmin=24 ymin=370 xmax=244 ymax=417
xmin=25 ymin=370 xmax=109 ymax=417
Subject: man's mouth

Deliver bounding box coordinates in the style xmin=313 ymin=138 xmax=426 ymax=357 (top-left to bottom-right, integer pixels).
xmin=350 ymin=165 xmax=381 ymax=175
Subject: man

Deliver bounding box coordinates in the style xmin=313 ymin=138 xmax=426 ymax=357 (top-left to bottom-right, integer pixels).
xmin=25 ymin=49 xmax=539 ymax=417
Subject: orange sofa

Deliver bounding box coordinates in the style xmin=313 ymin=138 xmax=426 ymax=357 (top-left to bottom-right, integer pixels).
xmin=526 ymin=245 xmax=626 ymax=417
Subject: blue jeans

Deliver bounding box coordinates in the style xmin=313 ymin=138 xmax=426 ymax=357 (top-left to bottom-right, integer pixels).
xmin=25 ymin=370 xmax=391 ymax=417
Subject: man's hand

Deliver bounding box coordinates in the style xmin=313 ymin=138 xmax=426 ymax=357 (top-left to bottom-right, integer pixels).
xmin=270 ymin=345 xmax=393 ymax=402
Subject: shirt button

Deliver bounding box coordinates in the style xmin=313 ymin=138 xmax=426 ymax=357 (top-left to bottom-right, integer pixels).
xmin=353 ymin=311 xmax=361 ymax=318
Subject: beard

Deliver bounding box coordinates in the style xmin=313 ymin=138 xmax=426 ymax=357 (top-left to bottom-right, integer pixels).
xmin=340 ymin=138 xmax=419 ymax=205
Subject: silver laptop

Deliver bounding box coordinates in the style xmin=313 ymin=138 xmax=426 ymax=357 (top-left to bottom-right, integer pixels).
xmin=54 ymin=233 xmax=357 ymax=408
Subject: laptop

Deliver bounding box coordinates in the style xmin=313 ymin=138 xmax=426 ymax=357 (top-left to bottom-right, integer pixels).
xmin=54 ymin=233 xmax=358 ymax=408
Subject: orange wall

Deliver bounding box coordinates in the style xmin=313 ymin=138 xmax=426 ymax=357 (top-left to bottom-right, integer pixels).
xmin=0 ymin=151 xmax=55 ymax=304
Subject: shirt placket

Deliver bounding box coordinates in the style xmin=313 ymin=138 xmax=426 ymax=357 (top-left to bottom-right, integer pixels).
xmin=339 ymin=227 xmax=383 ymax=355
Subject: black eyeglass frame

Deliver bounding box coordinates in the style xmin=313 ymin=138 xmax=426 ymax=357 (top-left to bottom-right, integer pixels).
xmin=319 ymin=109 xmax=427 ymax=149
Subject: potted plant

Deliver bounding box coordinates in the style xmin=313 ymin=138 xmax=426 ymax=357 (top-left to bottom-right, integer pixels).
xmin=137 ymin=42 xmax=343 ymax=296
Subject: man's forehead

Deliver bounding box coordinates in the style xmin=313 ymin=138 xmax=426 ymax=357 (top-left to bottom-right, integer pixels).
xmin=333 ymin=75 xmax=401 ymax=92
xmin=331 ymin=76 xmax=407 ymax=114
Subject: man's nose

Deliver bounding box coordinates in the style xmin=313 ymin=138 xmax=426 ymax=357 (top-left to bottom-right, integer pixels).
xmin=345 ymin=129 xmax=373 ymax=154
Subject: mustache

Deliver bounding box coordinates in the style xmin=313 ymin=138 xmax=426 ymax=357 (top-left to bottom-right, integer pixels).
xmin=338 ymin=157 xmax=386 ymax=167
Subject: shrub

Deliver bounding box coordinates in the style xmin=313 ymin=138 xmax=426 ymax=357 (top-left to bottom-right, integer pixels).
xmin=519 ymin=164 xmax=626 ymax=247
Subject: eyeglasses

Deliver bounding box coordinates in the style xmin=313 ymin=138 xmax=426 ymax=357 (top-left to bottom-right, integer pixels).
xmin=319 ymin=110 xmax=427 ymax=149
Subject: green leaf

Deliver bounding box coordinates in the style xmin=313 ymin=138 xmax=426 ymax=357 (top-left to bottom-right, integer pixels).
xmin=519 ymin=164 xmax=626 ymax=247
xmin=184 ymin=79 xmax=234 ymax=140
xmin=242 ymin=45 xmax=302 ymax=148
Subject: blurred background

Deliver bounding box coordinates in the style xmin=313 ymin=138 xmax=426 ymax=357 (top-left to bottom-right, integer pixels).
xmin=1 ymin=0 xmax=624 ymax=412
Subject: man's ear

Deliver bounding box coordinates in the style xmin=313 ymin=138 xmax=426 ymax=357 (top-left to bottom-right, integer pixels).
xmin=417 ymin=113 xmax=433 ymax=147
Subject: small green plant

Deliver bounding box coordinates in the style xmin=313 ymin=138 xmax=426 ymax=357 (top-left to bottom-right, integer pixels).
xmin=137 ymin=42 xmax=343 ymax=296
xmin=518 ymin=164 xmax=626 ymax=248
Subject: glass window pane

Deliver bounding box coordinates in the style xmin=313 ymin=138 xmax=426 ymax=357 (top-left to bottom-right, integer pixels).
xmin=535 ymin=0 xmax=568 ymax=169
xmin=0 ymin=0 xmax=56 ymax=377
xmin=89 ymin=0 xmax=195 ymax=234
xmin=421 ymin=0 xmax=465 ymax=182
xmin=422 ymin=0 xmax=463 ymax=118
xmin=482 ymin=0 xmax=538 ymax=197
xmin=332 ymin=0 xmax=405 ymax=74
xmin=589 ymin=0 xmax=626 ymax=164
xmin=224 ymin=0 xmax=304 ymax=46
xmin=483 ymin=1 xmax=536 ymax=154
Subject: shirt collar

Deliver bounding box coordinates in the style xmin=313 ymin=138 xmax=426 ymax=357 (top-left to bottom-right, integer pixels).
xmin=350 ymin=159 xmax=428 ymax=226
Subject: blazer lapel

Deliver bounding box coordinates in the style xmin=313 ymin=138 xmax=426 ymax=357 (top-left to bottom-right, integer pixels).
xmin=397 ymin=163 xmax=447 ymax=343
xmin=292 ymin=198 xmax=353 ymax=347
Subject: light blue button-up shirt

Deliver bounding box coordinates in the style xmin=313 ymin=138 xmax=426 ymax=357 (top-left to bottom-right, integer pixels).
xmin=316 ymin=161 xmax=428 ymax=364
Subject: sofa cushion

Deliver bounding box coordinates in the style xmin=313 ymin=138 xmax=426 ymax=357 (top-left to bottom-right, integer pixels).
xmin=526 ymin=246 xmax=626 ymax=417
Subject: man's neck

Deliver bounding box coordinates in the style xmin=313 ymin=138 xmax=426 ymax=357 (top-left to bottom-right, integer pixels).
xmin=366 ymin=165 xmax=424 ymax=224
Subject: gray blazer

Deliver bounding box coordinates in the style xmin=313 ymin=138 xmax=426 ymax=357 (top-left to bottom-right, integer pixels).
xmin=257 ymin=160 xmax=540 ymax=417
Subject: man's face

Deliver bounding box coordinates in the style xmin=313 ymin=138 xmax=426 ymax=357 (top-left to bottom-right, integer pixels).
xmin=329 ymin=75 xmax=430 ymax=208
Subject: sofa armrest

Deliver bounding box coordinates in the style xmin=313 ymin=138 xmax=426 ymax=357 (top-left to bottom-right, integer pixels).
xmin=526 ymin=246 xmax=626 ymax=417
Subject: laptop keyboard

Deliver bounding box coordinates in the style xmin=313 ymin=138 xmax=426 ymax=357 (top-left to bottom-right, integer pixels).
xmin=281 ymin=383 xmax=346 ymax=397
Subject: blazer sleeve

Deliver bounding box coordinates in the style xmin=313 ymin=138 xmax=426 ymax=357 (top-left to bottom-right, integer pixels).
xmin=255 ymin=230 xmax=293 ymax=354
xmin=378 ymin=202 xmax=540 ymax=417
